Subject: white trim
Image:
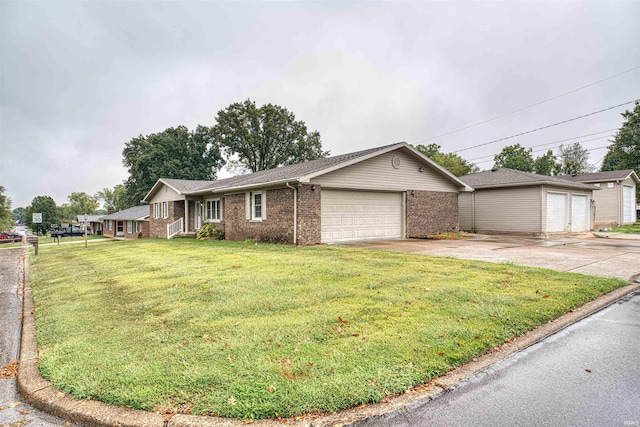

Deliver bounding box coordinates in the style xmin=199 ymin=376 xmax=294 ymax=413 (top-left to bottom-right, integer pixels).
xmin=162 ymin=202 xmax=168 ymax=219
xmin=205 ymin=198 xmax=222 ymax=222
xmin=126 ymin=220 xmax=133 ymax=234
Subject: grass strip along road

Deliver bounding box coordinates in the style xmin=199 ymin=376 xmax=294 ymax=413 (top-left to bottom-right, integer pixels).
xmin=29 ymin=239 xmax=627 ymax=420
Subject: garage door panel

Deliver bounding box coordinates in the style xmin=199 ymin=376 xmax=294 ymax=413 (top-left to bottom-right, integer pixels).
xmin=546 ymin=192 xmax=568 ymax=232
xmin=321 ymin=190 xmax=403 ymax=243
xmin=571 ymin=194 xmax=589 ymax=232
xmin=623 ymin=186 xmax=634 ymax=223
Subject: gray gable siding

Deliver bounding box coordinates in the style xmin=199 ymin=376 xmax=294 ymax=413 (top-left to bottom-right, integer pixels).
xmin=310 ymin=151 xmax=459 ymax=192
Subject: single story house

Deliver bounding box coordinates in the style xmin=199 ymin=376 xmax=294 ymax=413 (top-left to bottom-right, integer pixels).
xmin=75 ymin=215 xmax=104 ymax=235
xmin=458 ymin=168 xmax=599 ymax=235
xmin=556 ymin=170 xmax=638 ymax=227
xmin=102 ymin=206 xmax=150 ymax=239
xmin=141 ymin=142 xmax=472 ymax=244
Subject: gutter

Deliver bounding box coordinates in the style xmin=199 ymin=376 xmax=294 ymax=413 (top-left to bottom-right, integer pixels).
xmin=285 ymin=182 xmax=297 ymax=245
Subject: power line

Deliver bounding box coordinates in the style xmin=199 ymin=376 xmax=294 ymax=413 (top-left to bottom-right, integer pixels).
xmin=466 ymin=129 xmax=617 ymax=161
xmin=452 ymin=100 xmax=637 ymax=154
xmin=413 ymin=65 xmax=640 ymax=144
xmin=476 ymin=143 xmax=609 ymax=165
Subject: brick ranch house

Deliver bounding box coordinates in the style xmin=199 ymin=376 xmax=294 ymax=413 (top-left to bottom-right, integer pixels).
xmin=102 ymin=205 xmax=150 ymax=239
xmin=141 ymin=142 xmax=472 ymax=245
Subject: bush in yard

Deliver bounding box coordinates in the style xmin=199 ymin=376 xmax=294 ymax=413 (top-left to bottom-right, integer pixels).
xmin=197 ymin=223 xmax=225 ymax=240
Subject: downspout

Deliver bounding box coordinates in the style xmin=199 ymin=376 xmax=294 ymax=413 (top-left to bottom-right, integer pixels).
xmin=285 ymin=182 xmax=297 ymax=245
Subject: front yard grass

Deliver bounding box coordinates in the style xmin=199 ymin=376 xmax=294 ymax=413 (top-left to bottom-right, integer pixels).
xmin=30 ymin=239 xmax=627 ymax=419
xmin=610 ymin=223 xmax=640 ymax=234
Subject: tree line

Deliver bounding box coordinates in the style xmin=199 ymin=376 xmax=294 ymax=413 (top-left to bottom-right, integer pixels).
xmin=2 ymin=100 xmax=638 ymax=232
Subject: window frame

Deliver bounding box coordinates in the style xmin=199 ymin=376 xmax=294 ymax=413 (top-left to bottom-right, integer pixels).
xmin=162 ymin=201 xmax=168 ymax=219
xmin=126 ymin=220 xmax=133 ymax=234
xmin=108 ymin=220 xmax=113 ymax=231
xmin=154 ymin=203 xmax=160 ymax=219
xmin=205 ymin=198 xmax=222 ymax=222
xmin=252 ymin=192 xmax=263 ymax=221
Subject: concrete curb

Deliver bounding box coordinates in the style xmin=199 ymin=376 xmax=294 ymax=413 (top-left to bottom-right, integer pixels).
xmin=16 ymin=245 xmax=640 ymax=426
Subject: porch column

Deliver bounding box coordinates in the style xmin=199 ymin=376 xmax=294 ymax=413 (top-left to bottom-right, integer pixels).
xmin=185 ymin=199 xmax=190 ymax=232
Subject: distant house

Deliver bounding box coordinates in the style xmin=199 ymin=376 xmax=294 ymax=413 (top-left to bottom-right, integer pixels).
xmin=557 ymin=170 xmax=639 ymax=227
xmin=458 ymin=168 xmax=598 ymax=235
xmin=141 ymin=142 xmax=472 ymax=244
xmin=102 ymin=206 xmax=150 ymax=239
xmin=75 ymin=215 xmax=105 ymax=235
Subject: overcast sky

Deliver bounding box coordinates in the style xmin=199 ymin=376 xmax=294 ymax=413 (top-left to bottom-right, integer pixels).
xmin=1 ymin=0 xmax=639 ymax=209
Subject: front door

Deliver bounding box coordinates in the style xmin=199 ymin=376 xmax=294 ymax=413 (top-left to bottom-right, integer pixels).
xmin=195 ymin=201 xmax=202 ymax=230
xmin=116 ymin=221 xmax=124 ymax=237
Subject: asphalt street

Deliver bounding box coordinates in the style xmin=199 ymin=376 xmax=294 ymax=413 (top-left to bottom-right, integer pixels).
xmin=353 ymin=290 xmax=640 ymax=427
xmin=0 ymin=247 xmax=80 ymax=427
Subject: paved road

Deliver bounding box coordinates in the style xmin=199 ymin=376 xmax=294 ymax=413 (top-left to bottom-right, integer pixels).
xmin=353 ymin=290 xmax=640 ymax=427
xmin=0 ymin=247 xmax=80 ymax=426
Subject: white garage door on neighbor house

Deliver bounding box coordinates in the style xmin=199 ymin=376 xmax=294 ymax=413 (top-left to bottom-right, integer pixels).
xmin=321 ymin=190 xmax=403 ymax=243
xmin=571 ymin=194 xmax=590 ymax=232
xmin=546 ymin=192 xmax=568 ymax=232
xmin=623 ymin=185 xmax=635 ymax=224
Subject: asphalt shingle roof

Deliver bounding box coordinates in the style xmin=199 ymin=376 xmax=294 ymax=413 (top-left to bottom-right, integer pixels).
xmin=101 ymin=206 xmax=150 ymax=221
xmin=192 ymin=143 xmax=400 ymax=193
xmin=459 ymin=168 xmax=598 ymax=190
xmin=556 ymin=170 xmax=637 ymax=183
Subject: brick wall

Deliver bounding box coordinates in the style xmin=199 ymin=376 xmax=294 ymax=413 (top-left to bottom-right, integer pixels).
xmin=223 ymin=188 xmax=295 ymax=244
xmin=102 ymin=220 xmax=116 ymax=238
xmin=297 ymin=184 xmax=321 ymax=245
xmin=406 ymin=191 xmax=459 ymax=237
xmin=149 ymin=201 xmax=184 ymax=238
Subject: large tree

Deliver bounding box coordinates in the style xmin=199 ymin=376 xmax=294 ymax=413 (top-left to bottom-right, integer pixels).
xmin=533 ymin=150 xmax=558 ymax=176
xmin=0 ymin=186 xmax=12 ymax=231
xmin=24 ymin=195 xmax=60 ymax=234
xmin=12 ymin=207 xmax=25 ymax=225
xmin=211 ymin=99 xmax=328 ymax=173
xmin=60 ymin=192 xmax=99 ymax=220
xmin=556 ymin=142 xmax=593 ymax=175
xmin=415 ymin=143 xmax=479 ymax=176
xmin=97 ymin=184 xmax=127 ymax=212
xmin=122 ymin=125 xmax=225 ymax=207
xmin=493 ymin=144 xmax=534 ymax=172
xmin=601 ymin=101 xmax=640 ymax=198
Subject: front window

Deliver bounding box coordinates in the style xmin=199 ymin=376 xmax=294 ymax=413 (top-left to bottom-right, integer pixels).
xmin=253 ymin=193 xmax=262 ymax=220
xmin=154 ymin=203 xmax=160 ymax=219
xmin=127 ymin=221 xmax=133 ymax=233
xmin=108 ymin=220 xmax=113 ymax=231
xmin=135 ymin=222 xmax=140 ymax=233
xmin=162 ymin=202 xmax=168 ymax=219
xmin=206 ymin=199 xmax=221 ymax=221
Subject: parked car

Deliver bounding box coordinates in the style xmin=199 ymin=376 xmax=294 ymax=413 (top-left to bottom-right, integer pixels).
xmin=0 ymin=232 xmax=22 ymax=243
xmin=50 ymin=227 xmax=85 ymax=238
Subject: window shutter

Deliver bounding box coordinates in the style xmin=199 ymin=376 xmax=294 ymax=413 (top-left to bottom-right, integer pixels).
xmin=245 ymin=192 xmax=251 ymax=219
xmin=262 ymin=191 xmax=267 ymax=220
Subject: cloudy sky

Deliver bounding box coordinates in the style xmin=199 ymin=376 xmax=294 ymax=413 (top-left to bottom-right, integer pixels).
xmin=1 ymin=0 xmax=639 ymax=209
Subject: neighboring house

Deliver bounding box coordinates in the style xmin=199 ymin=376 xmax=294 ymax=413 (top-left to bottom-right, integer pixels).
xmin=141 ymin=142 xmax=472 ymax=244
xmin=556 ymin=170 xmax=639 ymax=227
xmin=458 ymin=168 xmax=598 ymax=235
xmin=102 ymin=206 xmax=150 ymax=239
xmin=75 ymin=215 xmax=104 ymax=235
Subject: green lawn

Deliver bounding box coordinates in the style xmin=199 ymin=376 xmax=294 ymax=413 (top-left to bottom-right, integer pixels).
xmin=610 ymin=223 xmax=640 ymax=234
xmin=29 ymin=239 xmax=627 ymax=419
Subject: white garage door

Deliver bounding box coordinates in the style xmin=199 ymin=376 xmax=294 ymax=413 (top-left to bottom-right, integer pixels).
xmin=571 ymin=194 xmax=589 ymax=232
xmin=321 ymin=190 xmax=403 ymax=243
xmin=623 ymin=185 xmax=635 ymax=223
xmin=546 ymin=192 xmax=568 ymax=232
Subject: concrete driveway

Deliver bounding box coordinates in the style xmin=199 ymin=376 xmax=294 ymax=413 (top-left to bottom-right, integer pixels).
xmin=343 ymin=233 xmax=640 ymax=281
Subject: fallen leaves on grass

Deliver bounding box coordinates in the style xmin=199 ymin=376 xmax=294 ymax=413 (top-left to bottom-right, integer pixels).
xmin=0 ymin=360 xmax=18 ymax=379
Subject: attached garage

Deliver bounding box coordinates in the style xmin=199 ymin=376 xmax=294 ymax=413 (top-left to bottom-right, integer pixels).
xmin=321 ymin=190 xmax=403 ymax=243
xmin=459 ymin=168 xmax=598 ymax=235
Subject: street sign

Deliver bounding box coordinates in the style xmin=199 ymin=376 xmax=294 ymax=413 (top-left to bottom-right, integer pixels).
xmin=32 ymin=213 xmax=42 ymax=223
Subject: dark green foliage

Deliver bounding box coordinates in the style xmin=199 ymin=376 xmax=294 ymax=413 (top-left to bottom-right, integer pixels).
xmin=24 ymin=195 xmax=60 ymax=233
xmin=602 ymin=101 xmax=640 ymax=198
xmin=493 ymin=144 xmax=534 ymax=172
xmin=122 ymin=125 xmax=225 ymax=207
xmin=196 ymin=223 xmax=225 ymax=240
xmin=415 ymin=144 xmax=479 ymax=176
xmin=533 ymin=150 xmax=558 ymax=176
xmin=0 ymin=186 xmax=12 ymax=230
xmin=211 ymin=99 xmax=328 ymax=173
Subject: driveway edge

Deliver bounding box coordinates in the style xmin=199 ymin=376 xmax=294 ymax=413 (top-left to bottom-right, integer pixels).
xmin=16 ymin=245 xmax=640 ymax=427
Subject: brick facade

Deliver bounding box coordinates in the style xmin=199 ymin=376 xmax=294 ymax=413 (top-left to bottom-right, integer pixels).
xmin=296 ymin=184 xmax=321 ymax=245
xmin=102 ymin=220 xmax=149 ymax=239
xmin=223 ymin=188 xmax=295 ymax=243
xmin=149 ymin=201 xmax=184 ymax=238
xmin=405 ymin=191 xmax=459 ymax=237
